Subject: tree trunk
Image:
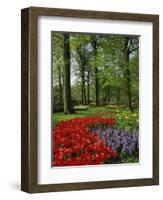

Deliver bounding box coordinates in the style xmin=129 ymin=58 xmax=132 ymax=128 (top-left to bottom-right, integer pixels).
xmin=63 ymin=34 xmax=74 ymax=114
xmin=91 ymin=36 xmax=99 ymax=107
xmin=87 ymin=70 xmax=90 ymax=104
xmin=106 ymin=88 xmax=110 ymax=104
xmin=124 ymin=37 xmax=134 ymax=112
xmin=95 ymin=65 xmax=99 ymax=106
xmin=77 ymin=48 xmax=87 ymax=105
xmin=81 ymin=86 xmax=84 ymax=104
xmin=58 ymin=66 xmax=63 ymax=103
xmin=81 ymin=64 xmax=87 ymax=105
xmin=116 ymin=87 xmax=120 ymax=105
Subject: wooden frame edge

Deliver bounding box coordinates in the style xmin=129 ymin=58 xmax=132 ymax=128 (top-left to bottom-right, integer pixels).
xmin=21 ymin=7 xmax=38 ymax=193
xmin=152 ymin=15 xmax=159 ymax=185
xmin=21 ymin=8 xmax=30 ymax=192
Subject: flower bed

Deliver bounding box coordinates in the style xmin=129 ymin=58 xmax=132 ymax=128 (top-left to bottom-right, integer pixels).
xmin=93 ymin=128 xmax=139 ymax=163
xmin=53 ymin=117 xmax=139 ymax=166
xmin=53 ymin=117 xmax=116 ymax=166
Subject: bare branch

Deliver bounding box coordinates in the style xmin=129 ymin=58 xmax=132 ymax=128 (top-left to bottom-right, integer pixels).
xmin=129 ymin=47 xmax=139 ymax=54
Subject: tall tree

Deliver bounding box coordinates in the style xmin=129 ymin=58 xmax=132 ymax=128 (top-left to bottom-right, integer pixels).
xmin=77 ymin=48 xmax=87 ymax=105
xmin=57 ymin=65 xmax=63 ymax=103
xmin=52 ymin=33 xmax=64 ymax=111
xmin=91 ymin=35 xmax=101 ymax=107
xmin=86 ymin=68 xmax=91 ymax=104
xmin=63 ymin=33 xmax=74 ymax=114
xmin=71 ymin=34 xmax=91 ymax=105
xmin=123 ymin=36 xmax=139 ymax=112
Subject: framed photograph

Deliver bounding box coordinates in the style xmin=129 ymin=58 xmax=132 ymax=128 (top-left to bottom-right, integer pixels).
xmin=21 ymin=7 xmax=159 ymax=193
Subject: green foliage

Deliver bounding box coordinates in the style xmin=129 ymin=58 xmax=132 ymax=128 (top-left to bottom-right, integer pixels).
xmin=114 ymin=109 xmax=139 ymax=131
xmin=52 ymin=32 xmax=139 ymax=114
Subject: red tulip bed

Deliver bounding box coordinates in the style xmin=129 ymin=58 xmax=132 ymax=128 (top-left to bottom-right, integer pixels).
xmin=52 ymin=117 xmax=117 ymax=167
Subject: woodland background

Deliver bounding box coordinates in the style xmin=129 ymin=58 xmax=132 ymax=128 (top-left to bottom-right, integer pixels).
xmin=52 ymin=32 xmax=139 ymax=130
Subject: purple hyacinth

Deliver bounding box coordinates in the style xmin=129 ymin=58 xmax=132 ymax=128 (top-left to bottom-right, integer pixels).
xmin=93 ymin=128 xmax=139 ymax=158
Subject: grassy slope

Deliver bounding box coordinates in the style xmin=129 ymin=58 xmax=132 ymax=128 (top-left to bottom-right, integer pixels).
xmin=53 ymin=105 xmax=139 ymax=131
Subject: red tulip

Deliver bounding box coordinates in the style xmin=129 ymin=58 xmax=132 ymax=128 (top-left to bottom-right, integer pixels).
xmin=53 ymin=117 xmax=117 ymax=166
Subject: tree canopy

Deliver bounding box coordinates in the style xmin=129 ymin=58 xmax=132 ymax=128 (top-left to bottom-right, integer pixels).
xmin=52 ymin=32 xmax=139 ymax=113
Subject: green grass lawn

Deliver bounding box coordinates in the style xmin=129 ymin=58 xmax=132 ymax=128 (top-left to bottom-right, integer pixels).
xmin=53 ymin=105 xmax=139 ymax=131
